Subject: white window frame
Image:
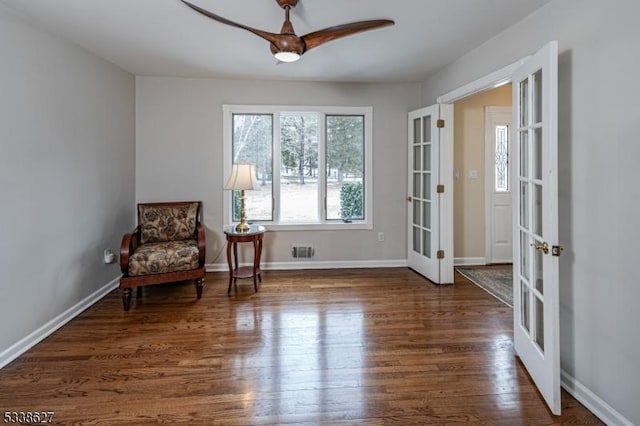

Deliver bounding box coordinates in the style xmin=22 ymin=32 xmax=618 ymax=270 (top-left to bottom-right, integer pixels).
xmin=223 ymin=104 xmax=373 ymax=231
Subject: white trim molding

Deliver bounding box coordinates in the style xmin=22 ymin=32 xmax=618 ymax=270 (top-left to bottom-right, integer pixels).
xmin=454 ymin=257 xmax=487 ymax=266
xmin=437 ymin=59 xmax=527 ymax=104
xmin=561 ymin=370 xmax=633 ymax=426
xmin=207 ymin=259 xmax=408 ymax=272
xmin=0 ymin=276 xmax=120 ymax=370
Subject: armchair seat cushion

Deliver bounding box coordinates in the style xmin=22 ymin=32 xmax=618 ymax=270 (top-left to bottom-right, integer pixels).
xmin=128 ymin=239 xmax=200 ymax=276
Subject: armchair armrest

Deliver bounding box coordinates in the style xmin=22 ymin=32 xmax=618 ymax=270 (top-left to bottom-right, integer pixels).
xmin=120 ymin=226 xmax=140 ymax=274
xmin=196 ymin=223 xmax=206 ymax=266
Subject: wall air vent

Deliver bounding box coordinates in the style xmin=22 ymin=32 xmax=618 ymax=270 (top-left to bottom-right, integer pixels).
xmin=291 ymin=246 xmax=315 ymax=259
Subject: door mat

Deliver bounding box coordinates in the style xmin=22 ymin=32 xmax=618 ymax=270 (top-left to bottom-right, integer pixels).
xmin=456 ymin=265 xmax=513 ymax=307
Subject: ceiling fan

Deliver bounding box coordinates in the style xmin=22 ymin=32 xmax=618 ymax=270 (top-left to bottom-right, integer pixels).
xmin=179 ymin=0 xmax=395 ymax=63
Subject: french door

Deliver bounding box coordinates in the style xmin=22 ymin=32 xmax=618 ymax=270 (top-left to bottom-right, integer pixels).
xmin=512 ymin=41 xmax=561 ymax=415
xmin=407 ymin=105 xmax=453 ymax=284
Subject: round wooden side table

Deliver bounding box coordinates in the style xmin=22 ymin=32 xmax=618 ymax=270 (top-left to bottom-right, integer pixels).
xmin=224 ymin=224 xmax=266 ymax=294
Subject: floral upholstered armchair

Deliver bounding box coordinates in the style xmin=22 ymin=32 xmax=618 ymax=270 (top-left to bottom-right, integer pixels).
xmin=119 ymin=201 xmax=206 ymax=311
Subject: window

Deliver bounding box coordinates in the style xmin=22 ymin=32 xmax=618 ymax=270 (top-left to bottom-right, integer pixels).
xmin=223 ymin=105 xmax=373 ymax=230
xmin=495 ymin=124 xmax=510 ymax=192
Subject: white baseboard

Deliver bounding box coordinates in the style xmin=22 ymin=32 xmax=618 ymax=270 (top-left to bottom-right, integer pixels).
xmin=454 ymin=257 xmax=486 ymax=266
xmin=0 ymin=276 xmax=120 ymax=370
xmin=207 ymin=259 xmax=408 ymax=272
xmin=561 ymin=369 xmax=633 ymax=426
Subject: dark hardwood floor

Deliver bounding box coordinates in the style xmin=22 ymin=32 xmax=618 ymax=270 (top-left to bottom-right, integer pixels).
xmin=0 ymin=269 xmax=602 ymax=425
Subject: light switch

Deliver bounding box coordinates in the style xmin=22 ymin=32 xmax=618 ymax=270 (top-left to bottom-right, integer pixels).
xmin=468 ymin=169 xmax=479 ymax=179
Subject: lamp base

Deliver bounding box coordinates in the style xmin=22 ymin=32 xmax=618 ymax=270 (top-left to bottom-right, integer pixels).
xmin=235 ymin=221 xmax=251 ymax=233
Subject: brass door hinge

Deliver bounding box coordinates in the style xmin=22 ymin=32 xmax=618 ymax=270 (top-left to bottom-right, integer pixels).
xmin=437 ymin=119 xmax=445 ymax=128
xmin=437 ymin=184 xmax=445 ymax=194
xmin=437 ymin=250 xmax=445 ymax=259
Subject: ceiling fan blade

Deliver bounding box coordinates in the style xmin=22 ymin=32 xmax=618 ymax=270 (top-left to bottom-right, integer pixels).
xmin=180 ymin=0 xmax=280 ymax=45
xmin=301 ymin=19 xmax=394 ymax=52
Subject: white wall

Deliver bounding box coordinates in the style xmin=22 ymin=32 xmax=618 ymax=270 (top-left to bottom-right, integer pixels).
xmin=136 ymin=77 xmax=421 ymax=267
xmin=421 ymin=0 xmax=640 ymax=423
xmin=0 ymin=7 xmax=135 ymax=362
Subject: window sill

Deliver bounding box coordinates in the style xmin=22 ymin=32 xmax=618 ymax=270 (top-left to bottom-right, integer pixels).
xmin=227 ymin=221 xmax=373 ymax=231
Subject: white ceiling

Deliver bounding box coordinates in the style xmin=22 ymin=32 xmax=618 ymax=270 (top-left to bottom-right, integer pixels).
xmin=1 ymin=0 xmax=552 ymax=83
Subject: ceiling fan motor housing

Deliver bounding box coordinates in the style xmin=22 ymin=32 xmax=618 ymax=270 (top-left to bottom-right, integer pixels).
xmin=276 ymin=0 xmax=299 ymax=9
xmin=270 ymin=34 xmax=305 ymax=56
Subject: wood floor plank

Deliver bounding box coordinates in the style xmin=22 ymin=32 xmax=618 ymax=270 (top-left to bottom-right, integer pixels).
xmin=0 ymin=268 xmax=602 ymax=425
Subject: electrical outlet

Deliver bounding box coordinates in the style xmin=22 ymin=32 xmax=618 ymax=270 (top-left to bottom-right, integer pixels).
xmin=378 ymin=232 xmax=385 ymax=242
xmin=103 ymin=249 xmax=116 ymax=264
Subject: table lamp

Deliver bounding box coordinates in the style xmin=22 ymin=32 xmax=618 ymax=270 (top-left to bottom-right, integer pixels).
xmin=225 ymin=164 xmax=258 ymax=232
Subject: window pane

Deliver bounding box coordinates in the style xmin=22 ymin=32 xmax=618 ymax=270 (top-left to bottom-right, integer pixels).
xmin=495 ymin=125 xmax=509 ymax=192
xmin=326 ymin=115 xmax=364 ymax=220
xmin=280 ymin=112 xmax=319 ymax=222
xmin=232 ymin=114 xmax=273 ymax=221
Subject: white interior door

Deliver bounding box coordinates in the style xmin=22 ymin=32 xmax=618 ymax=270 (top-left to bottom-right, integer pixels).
xmin=512 ymin=41 xmax=561 ymax=415
xmin=407 ymin=105 xmax=453 ymax=284
xmin=485 ymin=106 xmax=513 ymax=263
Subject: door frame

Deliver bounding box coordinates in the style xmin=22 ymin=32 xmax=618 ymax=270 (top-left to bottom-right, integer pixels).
xmin=484 ymin=106 xmax=513 ymax=264
xmin=436 ymin=59 xmax=527 ymax=271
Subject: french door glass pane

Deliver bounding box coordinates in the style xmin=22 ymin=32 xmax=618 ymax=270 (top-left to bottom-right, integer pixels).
xmin=413 ymin=226 xmax=420 ymax=253
xmin=280 ymin=112 xmax=319 ymax=222
xmin=520 ymin=182 xmax=529 ymax=229
xmin=413 ymin=118 xmax=421 ymax=143
xmin=534 ymin=128 xmax=543 ymax=180
xmin=422 ymin=230 xmax=431 ymax=257
xmin=534 ymin=245 xmax=544 ymax=294
xmin=422 ymin=200 xmax=431 ymax=230
xmin=413 ymin=173 xmax=420 ymax=198
xmin=232 ymin=113 xmax=273 ymax=221
xmin=413 ymin=200 xmax=420 ymax=227
xmin=520 ymin=79 xmax=529 ymax=127
xmin=414 ymin=146 xmax=421 ymax=170
xmin=423 ymin=116 xmax=431 ymax=142
xmin=423 ymin=173 xmax=431 ymax=199
xmin=521 ymin=284 xmax=530 ymax=332
xmin=535 ymin=296 xmax=545 ymax=351
xmin=326 ymin=115 xmax=364 ymax=220
xmin=520 ymin=130 xmax=529 ymax=178
xmin=534 ymin=184 xmax=543 ymax=236
xmin=521 ymin=231 xmax=530 ymax=281
xmin=423 ymin=145 xmax=431 ymax=172
xmin=533 ymin=69 xmax=543 ymax=124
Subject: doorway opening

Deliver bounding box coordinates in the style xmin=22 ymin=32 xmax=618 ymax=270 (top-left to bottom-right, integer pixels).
xmin=452 ymin=85 xmax=514 ymax=306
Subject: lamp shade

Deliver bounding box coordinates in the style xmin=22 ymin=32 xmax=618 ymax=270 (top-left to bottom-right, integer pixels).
xmin=224 ymin=164 xmax=259 ymax=191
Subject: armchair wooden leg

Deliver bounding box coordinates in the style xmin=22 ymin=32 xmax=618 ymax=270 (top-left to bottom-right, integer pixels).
xmin=196 ymin=278 xmax=204 ymax=299
xmin=122 ymin=288 xmax=132 ymax=311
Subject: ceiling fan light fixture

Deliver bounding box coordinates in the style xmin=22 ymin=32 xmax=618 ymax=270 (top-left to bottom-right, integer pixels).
xmin=274 ymin=51 xmax=301 ymax=62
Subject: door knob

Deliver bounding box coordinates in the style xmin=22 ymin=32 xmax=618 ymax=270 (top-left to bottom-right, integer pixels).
xmin=531 ymin=241 xmax=549 ymax=254
xmin=406 ymin=196 xmax=412 ymax=202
